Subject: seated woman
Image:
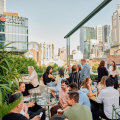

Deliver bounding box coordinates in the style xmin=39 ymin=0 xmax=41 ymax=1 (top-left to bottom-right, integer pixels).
xmin=19 ymin=82 xmax=46 ymax=120
xmin=97 ymin=76 xmax=108 ymax=94
xmin=43 ymin=66 xmax=56 ymax=87
xmin=80 ymin=78 xmax=97 ymax=97
xmin=50 ymin=69 xmax=65 ymax=98
xmin=23 ymin=66 xmax=39 ymax=96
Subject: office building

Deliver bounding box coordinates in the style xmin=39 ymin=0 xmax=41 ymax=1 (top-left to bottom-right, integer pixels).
xmin=0 ymin=0 xmax=28 ymax=53
xmin=80 ymin=27 xmax=96 ymax=55
xmin=97 ymin=25 xmax=103 ymax=43
xmin=0 ymin=0 xmax=6 ymax=14
xmin=27 ymin=42 xmax=55 ymax=65
xmin=110 ymin=4 xmax=120 ymax=55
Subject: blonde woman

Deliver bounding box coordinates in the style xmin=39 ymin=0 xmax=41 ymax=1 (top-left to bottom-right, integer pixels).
xmin=23 ymin=66 xmax=39 ymax=96
xmin=97 ymin=76 xmax=108 ymax=94
xmin=80 ymin=78 xmax=97 ymax=97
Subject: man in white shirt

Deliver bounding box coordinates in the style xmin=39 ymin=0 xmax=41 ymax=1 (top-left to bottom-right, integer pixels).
xmin=93 ymin=77 xmax=119 ymax=120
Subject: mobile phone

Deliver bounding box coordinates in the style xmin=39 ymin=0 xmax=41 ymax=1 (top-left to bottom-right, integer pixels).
xmin=39 ymin=112 xmax=43 ymax=117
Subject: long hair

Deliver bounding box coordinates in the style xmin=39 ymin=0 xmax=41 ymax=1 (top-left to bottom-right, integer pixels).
xmin=58 ymin=69 xmax=64 ymax=78
xmin=100 ymin=76 xmax=108 ymax=85
xmin=99 ymin=60 xmax=105 ymax=68
xmin=81 ymin=78 xmax=91 ymax=89
xmin=112 ymin=61 xmax=116 ymax=71
xmin=46 ymin=66 xmax=52 ymax=74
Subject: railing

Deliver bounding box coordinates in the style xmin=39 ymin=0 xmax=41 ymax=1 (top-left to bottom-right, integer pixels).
xmin=112 ymin=105 xmax=120 ymax=120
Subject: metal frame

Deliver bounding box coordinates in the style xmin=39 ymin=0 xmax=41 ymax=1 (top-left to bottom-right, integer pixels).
xmin=65 ymin=0 xmax=112 ymax=64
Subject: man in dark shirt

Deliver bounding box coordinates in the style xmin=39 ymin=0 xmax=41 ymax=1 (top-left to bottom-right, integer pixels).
xmin=3 ymin=93 xmax=40 ymax=120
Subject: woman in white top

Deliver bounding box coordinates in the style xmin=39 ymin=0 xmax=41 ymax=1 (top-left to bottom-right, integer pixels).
xmin=109 ymin=61 xmax=119 ymax=89
xmin=23 ymin=66 xmax=39 ymax=96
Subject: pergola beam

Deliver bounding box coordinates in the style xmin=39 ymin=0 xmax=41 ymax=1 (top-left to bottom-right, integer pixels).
xmin=64 ymin=0 xmax=112 ymax=39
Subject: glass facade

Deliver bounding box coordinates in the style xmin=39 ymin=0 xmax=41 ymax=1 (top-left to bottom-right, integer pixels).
xmin=0 ymin=14 xmax=28 ymax=52
xmin=80 ymin=27 xmax=96 ymax=57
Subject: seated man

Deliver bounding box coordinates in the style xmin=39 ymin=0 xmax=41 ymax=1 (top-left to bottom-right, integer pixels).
xmin=64 ymin=91 xmax=92 ymax=120
xmin=2 ymin=93 xmax=40 ymax=120
xmin=19 ymin=82 xmax=46 ymax=120
xmin=51 ymin=79 xmax=69 ymax=116
xmin=69 ymin=83 xmax=91 ymax=108
xmin=94 ymin=77 xmax=119 ymax=120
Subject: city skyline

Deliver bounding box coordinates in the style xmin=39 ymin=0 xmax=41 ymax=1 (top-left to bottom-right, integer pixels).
xmin=6 ymin=0 xmax=119 ymax=55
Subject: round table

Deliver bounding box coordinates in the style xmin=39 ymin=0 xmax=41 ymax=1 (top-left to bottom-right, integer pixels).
xmin=37 ymin=98 xmax=57 ymax=119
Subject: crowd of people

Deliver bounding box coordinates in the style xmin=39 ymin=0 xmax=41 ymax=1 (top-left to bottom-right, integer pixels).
xmin=2 ymin=59 xmax=120 ymax=120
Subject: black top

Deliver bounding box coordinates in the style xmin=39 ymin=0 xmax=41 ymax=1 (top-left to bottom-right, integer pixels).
xmin=68 ymin=72 xmax=80 ymax=87
xmin=43 ymin=72 xmax=55 ymax=85
xmin=97 ymin=67 xmax=108 ymax=82
xmin=3 ymin=113 xmax=28 ymax=120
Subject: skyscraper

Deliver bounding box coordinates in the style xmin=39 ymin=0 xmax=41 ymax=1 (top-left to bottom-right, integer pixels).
xmin=103 ymin=25 xmax=110 ymax=43
xmin=0 ymin=0 xmax=28 ymax=53
xmin=0 ymin=0 xmax=6 ymax=14
xmin=112 ymin=4 xmax=120 ymax=45
xmin=97 ymin=25 xmax=103 ymax=43
xmin=80 ymin=27 xmax=96 ymax=55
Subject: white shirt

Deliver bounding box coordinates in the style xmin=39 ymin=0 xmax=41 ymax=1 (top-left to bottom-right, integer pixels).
xmin=26 ymin=71 xmax=39 ymax=87
xmin=97 ymin=87 xmax=119 ymax=119
xmin=109 ymin=66 xmax=119 ymax=75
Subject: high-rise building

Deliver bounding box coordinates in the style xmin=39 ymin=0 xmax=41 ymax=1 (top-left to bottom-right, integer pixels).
xmin=109 ymin=4 xmax=120 ymax=55
xmin=103 ymin=25 xmax=110 ymax=43
xmin=102 ymin=25 xmax=111 ymax=50
xmin=0 ymin=0 xmax=28 ymax=53
xmin=52 ymin=44 xmax=54 ymax=59
xmin=58 ymin=47 xmax=66 ymax=62
xmin=27 ymin=42 xmax=55 ymax=65
xmin=80 ymin=27 xmax=96 ymax=55
xmin=112 ymin=4 xmax=120 ymax=45
xmin=0 ymin=0 xmax=6 ymax=14
xmin=97 ymin=25 xmax=103 ymax=43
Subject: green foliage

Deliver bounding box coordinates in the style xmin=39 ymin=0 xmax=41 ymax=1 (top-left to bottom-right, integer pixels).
xmin=92 ymin=64 xmax=99 ymax=73
xmin=0 ymin=42 xmax=64 ymax=118
xmin=11 ymin=55 xmax=43 ymax=75
xmin=0 ymin=43 xmax=21 ymax=118
xmin=91 ymin=75 xmax=98 ymax=81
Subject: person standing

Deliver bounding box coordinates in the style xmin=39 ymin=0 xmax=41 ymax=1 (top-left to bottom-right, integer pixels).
xmin=80 ymin=59 xmax=90 ymax=83
xmin=43 ymin=66 xmax=55 ymax=87
xmin=109 ymin=61 xmax=119 ymax=89
xmin=64 ymin=91 xmax=92 ymax=120
xmin=97 ymin=60 xmax=108 ymax=82
xmin=68 ymin=65 xmax=80 ymax=89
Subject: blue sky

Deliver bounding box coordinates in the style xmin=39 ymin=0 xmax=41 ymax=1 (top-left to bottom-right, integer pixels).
xmin=7 ymin=0 xmax=119 ymax=54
